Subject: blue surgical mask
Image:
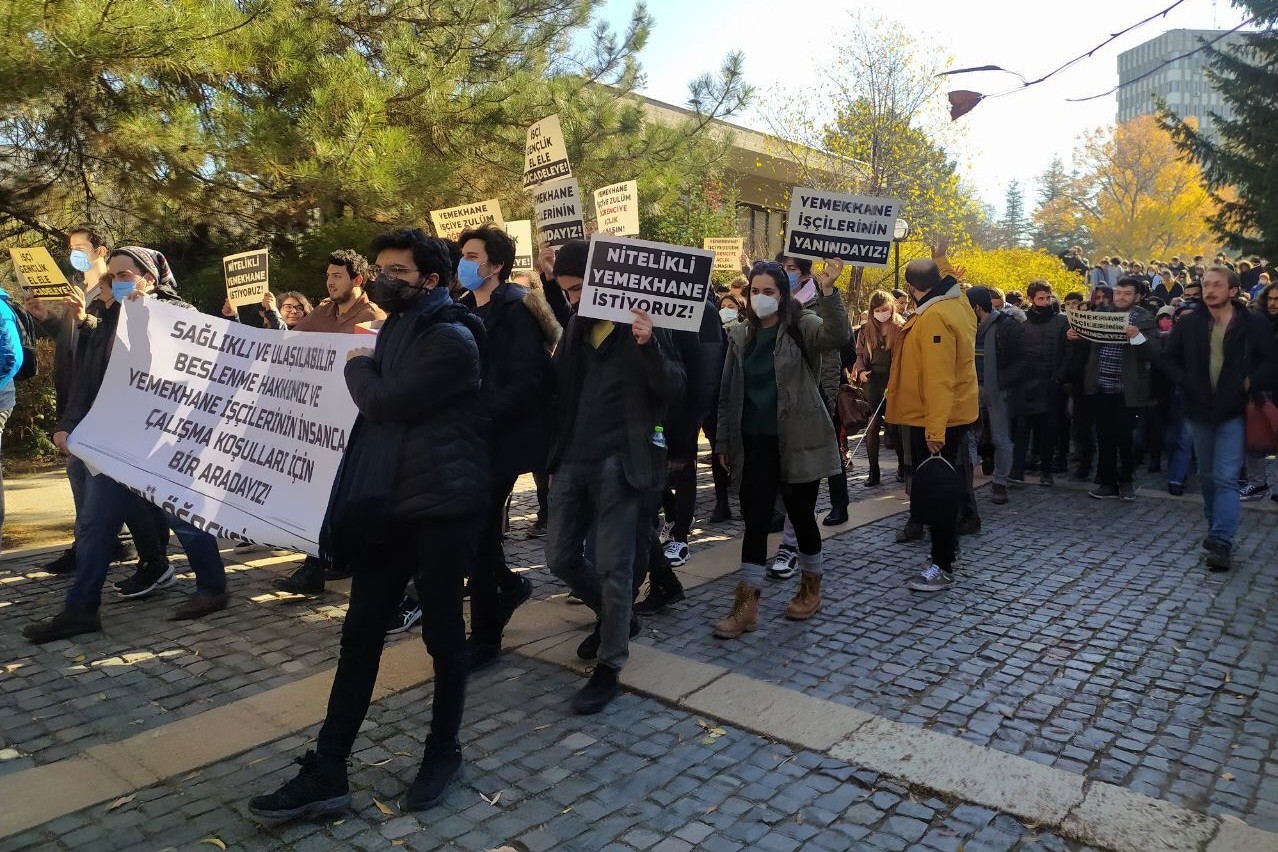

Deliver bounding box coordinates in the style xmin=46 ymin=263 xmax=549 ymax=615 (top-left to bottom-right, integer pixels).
xmin=786 ymin=271 xmax=800 ymax=290
xmin=456 ymin=258 xmax=489 ymax=292
xmin=111 ymin=280 xmax=136 ymax=302
xmin=70 ymin=249 xmax=93 ymax=273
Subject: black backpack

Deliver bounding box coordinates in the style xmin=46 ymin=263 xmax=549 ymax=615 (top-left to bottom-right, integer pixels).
xmin=4 ymin=299 xmax=38 ymax=381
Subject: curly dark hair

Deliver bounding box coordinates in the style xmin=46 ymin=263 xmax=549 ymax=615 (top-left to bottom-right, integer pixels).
xmin=326 ymin=249 xmax=370 ymax=281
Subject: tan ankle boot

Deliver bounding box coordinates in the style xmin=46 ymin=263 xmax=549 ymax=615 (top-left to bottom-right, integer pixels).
xmin=784 ymin=571 xmax=822 ymax=620
xmin=713 ymin=581 xmax=760 ymax=639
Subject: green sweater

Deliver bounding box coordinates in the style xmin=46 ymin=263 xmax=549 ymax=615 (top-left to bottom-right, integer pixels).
xmin=742 ymin=324 xmax=779 ymax=435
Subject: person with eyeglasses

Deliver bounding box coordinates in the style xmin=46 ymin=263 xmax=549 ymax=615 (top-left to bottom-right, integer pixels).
xmin=24 ymin=247 xmax=230 ymax=643
xmin=259 ymin=291 xmax=313 ymax=330
xmin=251 ymin=228 xmax=489 ymax=820
xmin=712 ymin=257 xmax=851 ymax=639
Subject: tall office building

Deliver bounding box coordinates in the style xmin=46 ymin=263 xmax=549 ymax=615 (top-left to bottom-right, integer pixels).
xmin=1116 ymin=29 xmax=1246 ymax=140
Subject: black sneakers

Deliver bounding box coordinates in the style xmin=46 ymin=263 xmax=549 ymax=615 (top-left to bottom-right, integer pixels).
xmin=22 ymin=606 xmax=102 ymax=644
xmin=114 ymin=561 xmax=176 ymax=599
xmin=572 ymin=663 xmax=621 ymax=715
xmin=248 ymin=750 xmax=351 ymax=822
xmin=495 ymin=575 xmax=533 ymax=630
xmin=403 ymin=736 xmax=463 ymax=811
xmin=576 ymin=615 xmax=641 ymax=660
xmin=44 ymin=547 xmax=78 ymax=575
xmin=386 ymin=595 xmax=422 ymax=635
xmin=634 ymin=582 xmax=686 ymax=616
xmin=1089 ymin=484 xmax=1120 ymax=500
xmin=273 ymin=559 xmax=325 ymax=595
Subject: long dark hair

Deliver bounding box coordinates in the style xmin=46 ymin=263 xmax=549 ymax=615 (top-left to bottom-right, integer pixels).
xmin=743 ymin=261 xmax=808 ymax=363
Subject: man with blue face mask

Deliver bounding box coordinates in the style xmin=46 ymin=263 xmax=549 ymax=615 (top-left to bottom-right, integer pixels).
xmin=25 ymin=225 xmax=155 ymax=575
xmin=453 ymin=225 xmax=559 ymax=670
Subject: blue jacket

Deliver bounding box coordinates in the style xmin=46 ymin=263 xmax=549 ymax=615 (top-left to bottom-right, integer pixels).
xmin=0 ymin=293 xmax=25 ymax=387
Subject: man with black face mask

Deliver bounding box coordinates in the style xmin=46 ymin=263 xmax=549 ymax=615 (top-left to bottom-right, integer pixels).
xmin=250 ymin=229 xmax=489 ymax=820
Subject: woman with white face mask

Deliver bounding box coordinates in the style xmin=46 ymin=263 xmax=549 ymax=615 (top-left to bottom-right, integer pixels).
xmin=712 ymin=259 xmax=852 ymax=639
xmin=851 ymin=290 xmax=905 ymax=486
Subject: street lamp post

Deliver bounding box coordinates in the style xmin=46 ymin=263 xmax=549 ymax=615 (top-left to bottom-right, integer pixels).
xmin=893 ymin=218 xmax=910 ymax=289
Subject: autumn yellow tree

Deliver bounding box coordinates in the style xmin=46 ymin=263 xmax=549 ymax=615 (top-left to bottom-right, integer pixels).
xmin=1061 ymin=115 xmax=1218 ymax=260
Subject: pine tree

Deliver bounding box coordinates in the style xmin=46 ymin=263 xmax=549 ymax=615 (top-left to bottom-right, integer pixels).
xmin=1029 ymin=157 xmax=1091 ymax=257
xmin=998 ymin=180 xmax=1027 ymax=248
xmin=1160 ymin=2 xmax=1278 ymax=257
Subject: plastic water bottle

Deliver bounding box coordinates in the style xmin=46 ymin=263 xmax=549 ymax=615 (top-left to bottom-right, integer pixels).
xmin=651 ymin=426 xmax=667 ymax=449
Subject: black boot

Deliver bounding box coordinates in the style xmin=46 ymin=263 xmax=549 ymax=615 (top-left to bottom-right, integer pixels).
xmin=248 ymin=750 xmax=351 ymax=822
xmin=22 ymin=605 xmax=102 ymax=644
xmin=576 ymin=614 xmax=641 ymax=660
xmin=895 ymin=519 xmax=925 ymax=543
xmin=403 ymin=736 xmax=463 ymax=811
xmin=709 ymin=499 xmax=732 ymax=523
xmin=44 ymin=546 xmax=78 ymax=575
xmin=634 ymin=580 xmax=686 ymax=615
xmin=823 ymin=473 xmax=849 ymax=525
xmin=273 ymin=557 xmax=325 ymax=595
xmin=467 ymin=638 xmax=502 ymax=673
xmin=863 ymin=465 xmax=882 ymax=488
xmin=572 ymin=663 xmax=621 ymax=715
xmin=896 ymin=463 xmax=907 ymax=483
xmin=111 ymin=539 xmax=139 ymax=565
xmin=495 ymin=575 xmax=533 ymax=631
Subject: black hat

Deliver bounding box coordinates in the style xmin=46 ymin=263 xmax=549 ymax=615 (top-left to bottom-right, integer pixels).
xmin=966 ymin=286 xmax=993 ymax=314
xmin=553 ymin=240 xmax=589 ymax=279
xmin=909 ymin=454 xmax=966 ymax=527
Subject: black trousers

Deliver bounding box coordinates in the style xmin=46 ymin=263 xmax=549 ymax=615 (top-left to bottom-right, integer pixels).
xmin=1071 ymin=387 xmax=1096 ymax=473
xmin=470 ymin=474 xmax=522 ymax=645
xmin=1092 ymin=393 xmax=1137 ymax=486
xmin=661 ymin=459 xmax=697 ymax=543
xmin=739 ymin=434 xmax=821 ymax=567
xmin=316 ymin=520 xmax=477 ymax=758
xmin=905 ymin=425 xmax=972 ymax=571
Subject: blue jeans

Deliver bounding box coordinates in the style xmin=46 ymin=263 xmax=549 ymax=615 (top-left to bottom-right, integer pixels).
xmin=66 ymin=473 xmax=225 ymax=611
xmin=0 ymin=382 xmax=14 ymax=536
xmin=1187 ymin=417 xmax=1245 ymax=545
xmin=981 ymin=388 xmax=1013 ymax=485
xmin=547 ymin=456 xmax=640 ymax=670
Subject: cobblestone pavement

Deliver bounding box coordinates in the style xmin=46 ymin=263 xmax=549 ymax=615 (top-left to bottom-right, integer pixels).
xmin=1 ymin=658 xmax=1104 ymax=852
xmin=635 ymin=480 xmax=1278 ymax=832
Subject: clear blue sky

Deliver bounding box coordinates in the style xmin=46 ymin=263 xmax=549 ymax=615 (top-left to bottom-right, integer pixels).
xmin=594 ymin=0 xmax=1250 ymax=213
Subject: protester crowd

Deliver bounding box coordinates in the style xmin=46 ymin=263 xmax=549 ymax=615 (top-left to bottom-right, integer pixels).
xmin=4 ymin=224 xmax=1277 ymax=822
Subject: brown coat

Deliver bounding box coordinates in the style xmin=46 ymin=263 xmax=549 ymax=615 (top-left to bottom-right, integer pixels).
xmin=295 ymin=291 xmax=385 ymax=334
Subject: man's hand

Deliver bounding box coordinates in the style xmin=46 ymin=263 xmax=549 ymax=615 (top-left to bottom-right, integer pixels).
xmin=931 ymin=238 xmax=950 ymax=261
xmin=23 ymin=296 xmax=49 ymax=322
xmin=717 ymin=453 xmax=731 ymax=469
xmin=816 ymin=258 xmax=845 ymax=292
xmin=858 ymin=370 xmax=871 ymax=383
xmin=64 ymin=288 xmax=87 ymax=324
xmin=1125 ymin=324 xmax=1140 ymax=339
xmin=1066 ymin=327 xmax=1081 ymax=342
xmin=221 ymin=299 xmax=235 ymax=318
xmin=53 ymin=431 xmax=70 ymax=454
xmin=126 ymin=290 xmax=146 ymax=302
xmin=926 ymin=439 xmax=944 ymax=454
xmin=346 ymin=347 xmax=374 ymax=362
xmin=262 ymin=292 xmax=277 ymax=312
xmin=631 ymin=308 xmax=653 ymax=345
xmin=738 ymin=250 xmax=750 ymax=270
xmin=537 ymin=244 xmax=556 ymax=279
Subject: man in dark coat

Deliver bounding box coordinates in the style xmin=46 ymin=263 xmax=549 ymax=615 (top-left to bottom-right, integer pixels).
xmin=968 ymin=286 xmax=1026 ymax=505
xmin=544 ymin=239 xmax=685 ymax=715
xmin=251 ymin=229 xmax=489 ymax=820
xmin=455 ymin=225 xmax=559 ymax=670
xmin=1155 ymin=266 xmax=1278 ymax=570
xmin=1012 ymin=281 xmax=1070 ymax=485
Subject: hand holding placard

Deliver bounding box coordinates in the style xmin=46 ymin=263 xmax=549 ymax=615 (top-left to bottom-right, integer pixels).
xmin=631 ymin=308 xmax=653 ymax=345
xmin=816 ymin=258 xmax=846 ymax=293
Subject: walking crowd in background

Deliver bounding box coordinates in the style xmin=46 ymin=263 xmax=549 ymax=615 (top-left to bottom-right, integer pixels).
xmin=3 ymin=225 xmax=1277 ymax=822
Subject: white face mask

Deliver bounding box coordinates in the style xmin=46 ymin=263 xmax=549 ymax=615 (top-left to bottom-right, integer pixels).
xmin=873 ymin=309 xmax=893 ymax=323
xmin=751 ymin=294 xmax=779 ymax=319
xmin=718 ymin=306 xmax=739 ymax=324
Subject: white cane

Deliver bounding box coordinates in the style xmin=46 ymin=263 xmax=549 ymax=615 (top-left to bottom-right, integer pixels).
xmin=847 ymin=395 xmax=886 ymax=465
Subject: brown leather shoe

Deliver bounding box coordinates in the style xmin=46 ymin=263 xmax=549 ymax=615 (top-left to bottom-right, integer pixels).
xmin=713 ymin=581 xmax=759 ymax=639
xmin=170 ymin=591 xmax=228 ymax=621
xmin=991 ymin=484 xmax=1009 ymax=505
xmin=784 ymin=571 xmax=822 ymax=621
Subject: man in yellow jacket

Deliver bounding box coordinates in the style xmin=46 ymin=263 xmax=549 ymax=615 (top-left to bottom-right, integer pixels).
xmin=886 ymin=241 xmax=979 ymax=592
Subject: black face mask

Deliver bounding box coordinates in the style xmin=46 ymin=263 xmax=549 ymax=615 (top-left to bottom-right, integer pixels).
xmin=369 ymin=273 xmax=426 ymax=313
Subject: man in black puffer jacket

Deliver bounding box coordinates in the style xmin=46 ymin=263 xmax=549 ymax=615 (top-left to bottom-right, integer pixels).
xmin=1012 ymin=281 xmax=1070 ymax=485
xmin=251 ymin=229 xmax=488 ymax=822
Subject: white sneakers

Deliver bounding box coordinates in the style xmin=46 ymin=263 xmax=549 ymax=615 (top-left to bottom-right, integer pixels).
xmin=663 ymin=540 xmax=690 ymax=567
